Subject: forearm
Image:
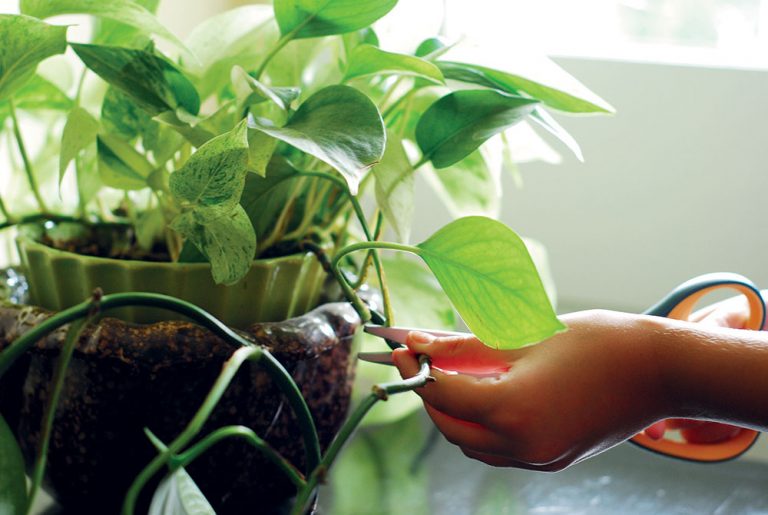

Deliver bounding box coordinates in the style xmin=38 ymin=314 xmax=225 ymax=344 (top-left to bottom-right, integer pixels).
xmin=647 ymin=315 xmax=768 ymax=430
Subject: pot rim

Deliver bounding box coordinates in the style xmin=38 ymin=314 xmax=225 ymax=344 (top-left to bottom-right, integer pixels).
xmin=16 ymin=235 xmax=319 ymax=271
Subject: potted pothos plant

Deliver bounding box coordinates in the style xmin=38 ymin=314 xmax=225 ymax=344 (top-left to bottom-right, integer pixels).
xmin=0 ymin=0 xmax=613 ymax=513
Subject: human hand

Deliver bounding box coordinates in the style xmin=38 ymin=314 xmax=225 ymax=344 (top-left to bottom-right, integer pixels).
xmin=392 ymin=310 xmax=672 ymax=471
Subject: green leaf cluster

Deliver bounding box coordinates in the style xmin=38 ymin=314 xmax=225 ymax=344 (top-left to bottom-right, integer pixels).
xmin=0 ymin=0 xmax=610 ymax=340
xmin=0 ymin=2 xmax=615 ymax=512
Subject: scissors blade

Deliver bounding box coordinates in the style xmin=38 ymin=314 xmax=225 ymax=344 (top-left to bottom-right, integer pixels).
xmin=363 ymin=325 xmax=469 ymax=345
xmin=358 ymin=351 xmax=397 ymax=366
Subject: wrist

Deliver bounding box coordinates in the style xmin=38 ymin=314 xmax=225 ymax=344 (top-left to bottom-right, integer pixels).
xmin=648 ymin=316 xmax=768 ymax=426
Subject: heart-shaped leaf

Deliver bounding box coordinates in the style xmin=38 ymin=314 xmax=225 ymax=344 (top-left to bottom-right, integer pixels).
xmin=0 ymin=414 xmax=27 ymax=515
xmin=171 ymin=204 xmax=256 ymax=285
xmin=415 ymin=89 xmax=538 ymax=169
xmin=344 ymin=44 xmax=444 ymax=84
xmin=373 ymin=133 xmax=413 ymax=243
xmin=97 ymin=133 xmax=154 ymax=190
xmin=529 ymin=107 xmax=583 ymax=162
xmin=248 ymin=85 xmax=385 ymax=195
xmin=170 ymin=120 xmax=249 ymax=221
xmin=416 ymin=216 xmax=565 ymax=349
xmin=101 ymin=86 xmax=154 ymax=141
xmin=149 ymin=467 xmax=216 ymax=515
xmin=60 ymin=107 xmax=100 ymax=186
xmin=0 ymin=73 xmax=73 ymax=128
xmin=231 ymin=65 xmax=299 ymax=114
xmin=240 ymin=157 xmax=299 ymax=239
xmin=71 ymin=43 xmax=200 ymax=117
xmin=92 ymin=0 xmax=159 ymax=48
xmin=184 ymin=5 xmax=274 ymax=97
xmin=422 ymin=146 xmax=500 ymax=219
xmin=21 ymin=0 xmax=184 ymax=50
xmin=0 ymin=15 xmax=67 ymax=102
xmin=437 ymin=57 xmax=614 ymax=114
xmin=246 ymin=129 xmax=278 ymax=178
xmin=274 ymin=0 xmax=398 ymax=39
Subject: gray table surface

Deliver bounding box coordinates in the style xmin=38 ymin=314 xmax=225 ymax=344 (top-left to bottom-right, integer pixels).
xmin=319 ymin=414 xmax=768 ymax=515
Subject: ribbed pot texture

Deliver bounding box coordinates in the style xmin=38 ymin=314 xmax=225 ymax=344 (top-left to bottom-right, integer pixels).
xmin=16 ymin=236 xmax=328 ymax=328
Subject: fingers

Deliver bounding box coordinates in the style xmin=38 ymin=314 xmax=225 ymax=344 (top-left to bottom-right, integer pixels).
xmin=689 ymin=296 xmax=748 ymax=329
xmin=392 ymin=348 xmax=497 ymax=421
xmin=424 ymin=403 xmax=512 ymax=455
xmin=406 ymin=331 xmax=517 ymax=367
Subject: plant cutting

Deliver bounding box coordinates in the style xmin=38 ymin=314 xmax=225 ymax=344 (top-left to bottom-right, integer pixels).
xmin=0 ymin=0 xmax=612 ymax=513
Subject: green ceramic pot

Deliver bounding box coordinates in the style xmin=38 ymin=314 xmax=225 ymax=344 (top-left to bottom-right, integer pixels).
xmin=16 ymin=236 xmax=328 ymax=328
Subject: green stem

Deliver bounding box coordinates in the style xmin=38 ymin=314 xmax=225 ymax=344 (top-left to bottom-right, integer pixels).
xmin=172 ymin=425 xmax=306 ymax=489
xmin=122 ymin=344 xmax=320 ymax=513
xmin=0 ymin=194 xmax=11 ymax=221
xmin=254 ymin=33 xmax=293 ymax=80
xmin=351 ymin=211 xmax=382 ymax=289
xmin=25 ymin=314 xmax=94 ymax=515
xmin=412 ymin=154 xmax=430 ymax=171
xmin=122 ymin=346 xmax=261 ymax=514
xmin=74 ymin=69 xmax=87 ymax=105
xmin=297 ymin=172 xmax=395 ymax=324
xmin=291 ymin=356 xmax=433 ymax=515
xmin=9 ymin=99 xmax=48 ymax=213
xmin=0 ymin=291 xmax=320 ymax=515
xmin=74 ymin=69 xmax=89 ymax=217
xmin=332 ymin=240 xmax=421 ymax=271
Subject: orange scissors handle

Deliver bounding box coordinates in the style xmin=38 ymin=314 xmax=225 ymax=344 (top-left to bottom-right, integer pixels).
xmin=630 ymin=273 xmax=765 ymax=462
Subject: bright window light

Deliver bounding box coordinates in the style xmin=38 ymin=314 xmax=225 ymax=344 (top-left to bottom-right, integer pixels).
xmin=383 ymin=0 xmax=768 ymax=69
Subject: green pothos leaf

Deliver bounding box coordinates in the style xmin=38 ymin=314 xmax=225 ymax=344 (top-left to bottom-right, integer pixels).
xmin=21 ymin=0 xmax=185 ymax=51
xmin=529 ymin=107 xmax=583 ymax=162
xmin=101 ymin=86 xmax=154 ymax=141
xmin=171 ymin=205 xmax=256 ymax=285
xmin=71 ymin=43 xmax=200 ymax=117
xmin=373 ymin=133 xmax=413 ymax=243
xmin=183 ymin=5 xmax=274 ymax=98
xmin=436 ymin=57 xmax=614 ymax=114
xmin=240 ymin=157 xmax=299 ymax=239
xmin=97 ymin=133 xmax=154 ymax=190
xmin=231 ymin=65 xmax=299 ymax=114
xmin=415 ymin=89 xmax=538 ymax=169
xmin=0 ymin=14 xmax=68 ymax=101
xmin=0 ymin=74 xmax=73 ymax=123
xmin=75 ymin=142 xmax=101 ymax=207
xmin=248 ymin=85 xmax=385 ymax=195
xmin=60 ymin=107 xmax=100 ymax=186
xmin=416 ymin=216 xmax=565 ymax=349
xmin=343 ymin=44 xmax=444 ymax=84
xmin=148 ymin=467 xmax=216 ymax=515
xmin=274 ymin=0 xmax=398 ymax=39
xmin=169 ymin=120 xmax=249 ymax=221
xmin=92 ymin=0 xmax=160 ymax=48
xmin=0 ymin=413 xmax=27 ymax=515
xmin=422 ymin=146 xmax=500 ymax=219
xmin=135 ymin=206 xmax=166 ymax=250
xmin=247 ymin=129 xmax=278 ymax=177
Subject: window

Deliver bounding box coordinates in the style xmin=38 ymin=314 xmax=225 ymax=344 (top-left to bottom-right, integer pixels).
xmin=382 ymin=0 xmax=768 ymax=69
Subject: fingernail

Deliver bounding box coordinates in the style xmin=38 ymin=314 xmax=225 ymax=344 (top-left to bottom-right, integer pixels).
xmin=408 ymin=331 xmax=435 ymax=344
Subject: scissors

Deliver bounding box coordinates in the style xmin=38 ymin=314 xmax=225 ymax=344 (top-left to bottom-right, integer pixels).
xmin=361 ymin=272 xmax=766 ymax=463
